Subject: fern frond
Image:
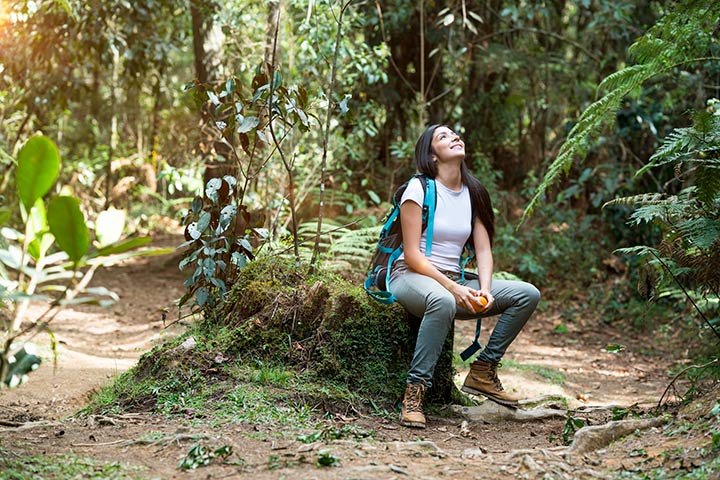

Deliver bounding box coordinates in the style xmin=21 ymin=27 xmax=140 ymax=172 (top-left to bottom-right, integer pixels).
xmin=696 ymin=164 xmax=720 ymax=205
xmin=524 ymin=88 xmax=632 ymax=219
xmin=637 ymin=128 xmax=694 ymax=175
xmin=598 ymin=64 xmax=652 ymax=94
xmin=629 ymin=204 xmax=673 ymax=225
xmin=675 ymin=217 xmax=720 ymax=250
xmin=603 ymin=193 xmax=665 ymax=209
xmin=614 ymin=245 xmax=660 ymax=257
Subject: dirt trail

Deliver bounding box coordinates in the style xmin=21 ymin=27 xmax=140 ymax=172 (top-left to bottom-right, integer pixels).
xmin=0 ymin=234 xmax=682 ymax=479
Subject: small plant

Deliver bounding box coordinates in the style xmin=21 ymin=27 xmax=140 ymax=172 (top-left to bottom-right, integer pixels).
xmin=316 ymin=450 xmax=339 ymax=467
xmin=178 ymin=175 xmax=260 ymax=311
xmin=177 ymin=443 xmax=233 ymax=470
xmin=562 ymin=412 xmax=586 ymax=445
xmin=297 ymin=424 xmax=373 ymax=444
xmin=0 ymin=136 xmax=167 ymax=388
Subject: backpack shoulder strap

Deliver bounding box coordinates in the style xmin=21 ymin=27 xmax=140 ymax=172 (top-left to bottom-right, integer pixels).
xmin=408 ymin=174 xmax=436 ymax=256
xmin=422 ymin=176 xmax=436 ymax=255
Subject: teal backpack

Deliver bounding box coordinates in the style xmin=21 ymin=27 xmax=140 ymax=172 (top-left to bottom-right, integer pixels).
xmin=363 ymin=174 xmax=484 ymax=361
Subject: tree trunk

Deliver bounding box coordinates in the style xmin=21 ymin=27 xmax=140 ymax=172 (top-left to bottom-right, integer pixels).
xmin=264 ymin=1 xmax=280 ymax=68
xmin=189 ymin=0 xmax=208 ymax=84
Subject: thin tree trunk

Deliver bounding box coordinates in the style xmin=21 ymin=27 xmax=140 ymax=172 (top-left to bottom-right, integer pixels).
xmin=190 ymin=0 xmax=208 ymax=83
xmin=310 ymin=1 xmax=351 ymax=267
xmin=264 ymin=1 xmax=280 ymax=67
xmin=104 ymin=46 xmax=119 ymax=209
xmin=149 ymin=69 xmax=163 ymax=194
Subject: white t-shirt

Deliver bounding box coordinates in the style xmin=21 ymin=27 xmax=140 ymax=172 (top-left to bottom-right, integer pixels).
xmin=398 ymin=177 xmax=472 ymax=273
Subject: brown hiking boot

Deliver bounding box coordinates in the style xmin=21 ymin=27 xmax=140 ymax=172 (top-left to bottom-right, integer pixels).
xmin=461 ymin=360 xmax=520 ymax=407
xmin=400 ymin=383 xmax=427 ymax=428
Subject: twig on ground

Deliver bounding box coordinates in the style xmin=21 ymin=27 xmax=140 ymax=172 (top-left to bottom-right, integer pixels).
xmin=656 ymin=358 xmax=720 ymax=411
xmin=0 ymin=419 xmax=23 ymax=427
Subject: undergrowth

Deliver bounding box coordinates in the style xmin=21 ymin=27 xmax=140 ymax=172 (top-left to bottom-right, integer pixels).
xmin=84 ymin=255 xmax=459 ymax=421
xmin=0 ymin=453 xmax=142 ymax=480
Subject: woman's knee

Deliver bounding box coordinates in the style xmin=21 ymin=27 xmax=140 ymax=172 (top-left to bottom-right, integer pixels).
xmin=520 ymin=282 xmax=541 ymax=308
xmin=426 ymin=290 xmax=456 ymax=317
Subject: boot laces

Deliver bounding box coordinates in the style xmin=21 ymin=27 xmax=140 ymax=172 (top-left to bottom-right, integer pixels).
xmin=405 ymin=384 xmax=425 ymax=412
xmin=489 ymin=362 xmax=505 ymax=392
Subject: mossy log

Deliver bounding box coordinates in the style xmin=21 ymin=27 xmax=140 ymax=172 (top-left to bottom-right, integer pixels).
xmin=202 ymin=256 xmax=458 ymax=406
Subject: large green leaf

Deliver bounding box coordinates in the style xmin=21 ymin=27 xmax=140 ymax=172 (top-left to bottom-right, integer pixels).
xmin=93 ymin=236 xmax=152 ymax=257
xmin=27 ymin=198 xmax=53 ymax=261
xmin=95 ymin=207 xmax=126 ymax=247
xmin=48 ymin=196 xmax=89 ymax=263
xmin=16 ymin=136 xmax=61 ymax=212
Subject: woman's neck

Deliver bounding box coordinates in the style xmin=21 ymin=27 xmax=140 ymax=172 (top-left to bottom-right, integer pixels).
xmin=435 ymin=163 xmax=463 ymax=191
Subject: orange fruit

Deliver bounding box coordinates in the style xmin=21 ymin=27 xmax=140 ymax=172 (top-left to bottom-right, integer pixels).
xmin=470 ymin=295 xmax=488 ymax=313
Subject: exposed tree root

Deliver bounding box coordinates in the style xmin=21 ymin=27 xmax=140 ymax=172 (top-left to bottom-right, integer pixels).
xmin=494 ymin=416 xmax=667 ymax=478
xmin=564 ymin=416 xmax=666 ymax=458
xmin=0 ymin=420 xmax=62 ymax=432
xmin=71 ymin=433 xmax=205 ymax=449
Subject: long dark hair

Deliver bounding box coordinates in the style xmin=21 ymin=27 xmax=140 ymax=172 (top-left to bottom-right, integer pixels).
xmin=413 ymin=124 xmax=495 ymax=245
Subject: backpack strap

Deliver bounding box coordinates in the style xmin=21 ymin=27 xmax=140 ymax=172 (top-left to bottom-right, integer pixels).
xmin=459 ymin=318 xmax=484 ymax=361
xmin=424 ymin=178 xmax=436 ymax=255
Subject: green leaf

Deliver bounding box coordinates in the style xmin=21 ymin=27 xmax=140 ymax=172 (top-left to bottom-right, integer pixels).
xmin=16 ymin=136 xmax=61 ymax=212
xmin=89 ymin=247 xmax=173 ymax=267
xmin=26 ymin=198 xmax=51 ymax=261
xmin=604 ymin=344 xmax=625 ymax=353
xmin=196 ymin=286 xmax=209 ymax=306
xmin=47 ymin=196 xmax=89 ymax=263
xmin=237 ymin=116 xmax=259 ymax=134
xmin=367 ymin=190 xmax=381 ymax=205
xmin=197 ymin=211 xmax=212 ymax=233
xmin=93 ymin=236 xmax=152 ymax=257
xmin=95 ymin=207 xmax=127 ymax=247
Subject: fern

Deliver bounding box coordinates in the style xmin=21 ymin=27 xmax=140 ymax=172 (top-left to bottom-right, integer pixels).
xmin=638 ymin=113 xmax=720 ymax=177
xmin=297 ymin=220 xmax=380 ymax=273
xmin=675 ymin=217 xmax=720 ymax=250
xmin=524 ymin=0 xmax=720 ymax=220
xmin=629 ymin=203 xmax=672 ymax=226
xmin=696 ymin=163 xmax=720 ymax=206
xmin=603 ymin=193 xmax=665 ymax=208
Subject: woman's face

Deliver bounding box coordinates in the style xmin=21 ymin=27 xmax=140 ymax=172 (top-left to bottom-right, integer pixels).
xmin=431 ymin=126 xmax=465 ymax=162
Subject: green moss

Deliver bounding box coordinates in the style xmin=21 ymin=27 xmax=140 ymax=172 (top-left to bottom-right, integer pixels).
xmin=502 ymin=359 xmax=566 ymax=385
xmin=0 ymin=453 xmax=142 ymax=480
xmin=87 ymin=255 xmax=460 ymax=421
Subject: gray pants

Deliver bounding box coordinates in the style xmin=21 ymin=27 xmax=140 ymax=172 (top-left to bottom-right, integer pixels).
xmin=389 ymin=261 xmax=540 ymax=387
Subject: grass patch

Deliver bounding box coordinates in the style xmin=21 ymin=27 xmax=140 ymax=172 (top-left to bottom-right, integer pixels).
xmin=0 ymin=453 xmax=142 ymax=480
xmin=501 ymin=359 xmax=566 ymax=385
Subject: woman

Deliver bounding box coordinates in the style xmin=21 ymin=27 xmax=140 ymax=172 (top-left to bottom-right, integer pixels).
xmin=389 ymin=124 xmax=540 ymax=429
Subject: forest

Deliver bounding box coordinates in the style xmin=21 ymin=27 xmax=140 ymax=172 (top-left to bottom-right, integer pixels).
xmin=0 ymin=0 xmax=719 ymax=478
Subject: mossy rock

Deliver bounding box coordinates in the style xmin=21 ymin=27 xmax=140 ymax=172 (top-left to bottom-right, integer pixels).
xmin=92 ymin=255 xmax=459 ymax=416
xmin=207 ymin=255 xmax=458 ymax=405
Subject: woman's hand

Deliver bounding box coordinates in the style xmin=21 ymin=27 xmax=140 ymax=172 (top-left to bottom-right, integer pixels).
xmin=476 ymin=289 xmax=495 ymax=311
xmin=450 ymin=284 xmax=488 ymax=313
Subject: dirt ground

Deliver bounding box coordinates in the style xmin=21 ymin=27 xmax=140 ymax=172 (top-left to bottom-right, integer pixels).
xmin=0 ymin=233 xmax=711 ymax=479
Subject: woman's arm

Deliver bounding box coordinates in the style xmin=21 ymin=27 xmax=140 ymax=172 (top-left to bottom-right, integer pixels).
xmin=400 ymin=201 xmax=478 ymax=311
xmin=472 ymin=216 xmax=495 ymax=308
